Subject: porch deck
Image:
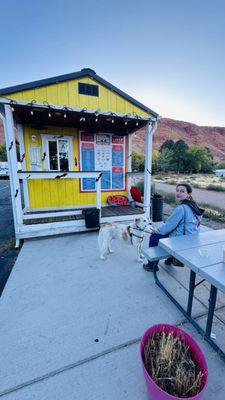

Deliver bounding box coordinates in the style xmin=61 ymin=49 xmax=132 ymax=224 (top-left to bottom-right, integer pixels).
xmin=23 ymin=205 xmax=144 ymax=225
xmin=0 ymin=231 xmax=225 ymax=399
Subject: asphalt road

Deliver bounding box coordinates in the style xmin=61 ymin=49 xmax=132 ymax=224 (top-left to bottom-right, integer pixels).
xmin=0 ymin=180 xmax=19 ymax=295
xmin=155 ymin=182 xmax=225 ymax=210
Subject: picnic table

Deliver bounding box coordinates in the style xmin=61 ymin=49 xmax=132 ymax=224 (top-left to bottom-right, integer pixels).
xmin=142 ymin=228 xmax=225 ymax=360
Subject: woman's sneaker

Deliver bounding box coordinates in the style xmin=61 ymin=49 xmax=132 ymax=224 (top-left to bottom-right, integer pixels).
xmin=164 ymin=257 xmax=173 ymax=265
xmin=143 ymin=263 xmax=159 ymax=272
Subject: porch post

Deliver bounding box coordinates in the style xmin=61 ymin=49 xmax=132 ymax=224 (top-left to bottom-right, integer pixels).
xmin=3 ymin=105 xmax=23 ymax=229
xmin=96 ymin=175 xmax=101 ymax=217
xmin=17 ymin=124 xmax=30 ymax=210
xmin=127 ymin=133 xmax=132 ymax=197
xmin=143 ymin=121 xmax=157 ymax=219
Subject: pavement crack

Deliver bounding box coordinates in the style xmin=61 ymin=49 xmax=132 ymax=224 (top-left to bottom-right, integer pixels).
xmin=0 ymin=337 xmax=141 ymax=398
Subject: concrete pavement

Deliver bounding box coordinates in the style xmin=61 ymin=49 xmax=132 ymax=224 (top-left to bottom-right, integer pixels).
xmin=0 ymin=231 xmax=225 ymax=399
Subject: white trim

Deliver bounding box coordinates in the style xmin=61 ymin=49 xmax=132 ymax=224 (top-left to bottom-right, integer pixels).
xmin=15 ymin=212 xmax=145 ymax=239
xmin=0 ymin=97 xmax=152 ymax=122
xmin=17 ymin=124 xmax=30 ymax=209
xmin=143 ymin=122 xmax=157 ymax=219
xmin=18 ymin=171 xmax=101 ymax=179
xmin=23 ymin=210 xmax=83 ymax=220
xmin=100 ymin=213 xmax=145 ymax=224
xmin=3 ymin=105 xmax=23 ymax=227
xmin=127 ymin=134 xmax=132 ymax=198
xmin=40 ymin=134 xmax=73 ymax=171
xmin=23 ymin=204 xmax=97 ymax=213
xmin=16 ymin=222 xmax=98 ymax=239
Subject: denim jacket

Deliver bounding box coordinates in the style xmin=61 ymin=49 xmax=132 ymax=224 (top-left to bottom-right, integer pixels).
xmin=156 ymin=204 xmax=202 ymax=237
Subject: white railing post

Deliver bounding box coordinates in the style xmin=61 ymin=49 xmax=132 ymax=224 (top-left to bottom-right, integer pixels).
xmin=127 ymin=133 xmax=132 ymax=197
xmin=143 ymin=121 xmax=157 ymax=219
xmin=95 ymin=173 xmax=102 ymax=217
xmin=3 ymin=105 xmax=23 ymax=229
xmin=17 ymin=123 xmax=29 ymax=210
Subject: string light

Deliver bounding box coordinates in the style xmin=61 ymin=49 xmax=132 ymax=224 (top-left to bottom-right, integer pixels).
xmin=125 ymin=121 xmax=128 ymax=126
xmin=136 ymin=121 xmax=139 ymax=126
xmin=64 ymin=112 xmax=67 ymax=118
xmin=10 ymin=100 xmax=17 ymax=112
xmin=48 ymin=111 xmax=52 ymax=118
xmin=95 ymin=117 xmax=98 ymax=122
xmin=30 ymin=110 xmax=34 ymax=116
xmin=111 ymin=118 xmax=114 ymax=124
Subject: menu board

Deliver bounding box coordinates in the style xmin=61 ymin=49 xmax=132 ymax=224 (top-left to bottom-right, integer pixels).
xmin=80 ymin=133 xmax=125 ymax=191
xmin=112 ymin=167 xmax=124 ymax=189
xmin=81 ymin=142 xmax=95 ymax=190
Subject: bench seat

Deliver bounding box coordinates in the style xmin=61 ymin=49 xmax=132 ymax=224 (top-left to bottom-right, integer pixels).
xmin=142 ymin=246 xmax=170 ymax=262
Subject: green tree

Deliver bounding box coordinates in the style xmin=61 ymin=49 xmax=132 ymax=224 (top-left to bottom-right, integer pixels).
xmin=173 ymin=140 xmax=189 ymax=173
xmin=186 ymin=146 xmax=213 ymax=173
xmin=215 ymin=161 xmax=225 ymax=169
xmin=131 ymin=151 xmax=145 ymax=172
xmin=159 ymin=139 xmax=175 ymax=153
xmin=0 ymin=144 xmax=7 ymax=161
xmin=157 ymin=148 xmax=174 ymax=172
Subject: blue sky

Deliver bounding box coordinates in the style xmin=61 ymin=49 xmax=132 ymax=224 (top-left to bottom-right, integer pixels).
xmin=0 ymin=0 xmax=225 ymax=126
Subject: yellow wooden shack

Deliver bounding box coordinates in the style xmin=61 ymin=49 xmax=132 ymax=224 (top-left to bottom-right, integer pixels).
xmin=0 ymin=68 xmax=159 ymax=245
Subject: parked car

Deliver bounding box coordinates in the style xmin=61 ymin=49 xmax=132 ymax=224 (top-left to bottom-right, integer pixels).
xmin=0 ymin=161 xmax=22 ymax=180
xmin=0 ymin=162 xmax=9 ymax=179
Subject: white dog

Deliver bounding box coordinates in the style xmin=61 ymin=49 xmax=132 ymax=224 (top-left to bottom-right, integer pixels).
xmin=98 ymin=216 xmax=151 ymax=262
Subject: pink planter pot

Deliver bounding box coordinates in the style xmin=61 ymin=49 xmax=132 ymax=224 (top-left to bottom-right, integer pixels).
xmin=140 ymin=324 xmax=208 ymax=400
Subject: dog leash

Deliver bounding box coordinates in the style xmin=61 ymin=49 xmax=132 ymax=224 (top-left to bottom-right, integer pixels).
xmin=127 ymin=226 xmax=145 ymax=245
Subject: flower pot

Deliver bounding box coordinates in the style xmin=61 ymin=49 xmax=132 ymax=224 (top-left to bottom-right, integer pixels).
xmin=140 ymin=323 xmax=208 ymax=400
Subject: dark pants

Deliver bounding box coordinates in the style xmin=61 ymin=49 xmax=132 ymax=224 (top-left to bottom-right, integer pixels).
xmin=146 ymin=233 xmax=169 ymax=267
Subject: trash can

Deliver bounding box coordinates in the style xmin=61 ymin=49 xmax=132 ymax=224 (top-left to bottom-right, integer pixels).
xmin=82 ymin=208 xmax=100 ymax=229
xmin=151 ymin=194 xmax=163 ymax=222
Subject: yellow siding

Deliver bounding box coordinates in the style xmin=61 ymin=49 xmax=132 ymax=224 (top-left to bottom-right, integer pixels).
xmin=24 ymin=125 xmax=128 ymax=209
xmin=4 ymin=75 xmax=150 ymax=209
xmin=8 ymin=76 xmax=151 ymax=117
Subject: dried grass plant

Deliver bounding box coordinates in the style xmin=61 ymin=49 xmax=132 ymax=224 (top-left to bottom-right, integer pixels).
xmin=143 ymin=331 xmax=204 ymax=398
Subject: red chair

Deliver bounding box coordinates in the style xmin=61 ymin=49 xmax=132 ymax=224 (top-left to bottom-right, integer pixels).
xmin=130 ymin=186 xmax=144 ymax=203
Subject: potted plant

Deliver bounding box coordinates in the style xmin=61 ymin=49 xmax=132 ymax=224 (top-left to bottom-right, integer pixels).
xmin=140 ymin=324 xmax=208 ymax=400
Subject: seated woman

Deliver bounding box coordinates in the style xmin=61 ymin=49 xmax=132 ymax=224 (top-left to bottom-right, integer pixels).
xmin=143 ymin=182 xmax=205 ymax=271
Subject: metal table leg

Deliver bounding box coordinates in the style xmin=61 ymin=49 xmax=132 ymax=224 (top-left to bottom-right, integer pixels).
xmin=152 ymin=264 xmax=225 ymax=361
xmin=206 ymin=285 xmax=217 ymax=337
xmin=187 ymin=270 xmax=196 ymax=316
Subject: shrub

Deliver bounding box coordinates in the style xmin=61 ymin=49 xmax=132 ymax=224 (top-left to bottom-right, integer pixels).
xmin=206 ymin=184 xmax=225 ymax=192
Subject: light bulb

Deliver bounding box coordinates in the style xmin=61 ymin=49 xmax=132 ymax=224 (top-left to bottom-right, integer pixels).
xmin=136 ymin=121 xmax=139 ymax=126
xmin=48 ymin=112 xmax=52 ymax=118
xmin=30 ymin=110 xmax=34 ymax=116
xmin=112 ymin=119 xmax=114 ymax=124
xmin=125 ymin=121 xmax=128 ymax=126
xmin=95 ymin=117 xmax=98 ymax=122
xmin=64 ymin=113 xmax=67 ymax=118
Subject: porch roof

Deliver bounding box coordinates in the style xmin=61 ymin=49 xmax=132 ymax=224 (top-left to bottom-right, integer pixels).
xmin=0 ymin=97 xmax=154 ymax=135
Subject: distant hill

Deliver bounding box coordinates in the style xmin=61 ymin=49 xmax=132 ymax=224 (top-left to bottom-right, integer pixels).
xmin=133 ymin=118 xmax=225 ymax=162
xmin=1 ymin=117 xmax=225 ymax=162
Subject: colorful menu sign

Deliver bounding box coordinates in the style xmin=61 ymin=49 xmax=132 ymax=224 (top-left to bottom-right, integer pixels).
xmin=80 ymin=132 xmax=125 ymax=191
